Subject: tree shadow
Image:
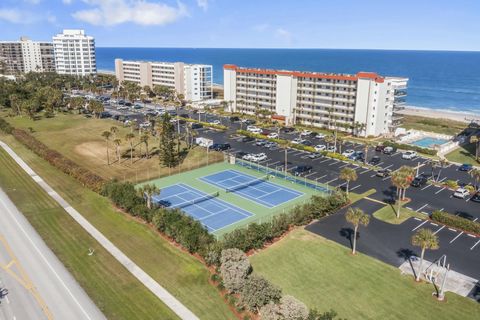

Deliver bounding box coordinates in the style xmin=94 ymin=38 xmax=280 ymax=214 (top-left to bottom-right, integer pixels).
xmin=339 ymin=227 xmax=354 ymax=249
xmin=0 ymin=288 xmax=8 ymax=302
xmin=467 ymin=282 xmax=480 ymax=303
xmin=381 ymin=185 xmax=397 ymax=204
xmin=397 ymin=248 xmax=418 ymax=279
xmin=456 ymin=210 xmax=474 ymax=220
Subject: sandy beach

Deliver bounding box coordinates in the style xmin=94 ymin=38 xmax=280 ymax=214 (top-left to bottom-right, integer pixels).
xmin=399 ymin=107 xmax=480 ymax=123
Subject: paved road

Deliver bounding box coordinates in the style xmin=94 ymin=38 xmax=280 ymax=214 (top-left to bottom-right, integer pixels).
xmin=0 ymin=188 xmax=106 ymax=320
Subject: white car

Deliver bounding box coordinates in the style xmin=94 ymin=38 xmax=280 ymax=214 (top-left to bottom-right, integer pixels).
xmin=209 ymin=120 xmax=221 ymax=125
xmin=327 ymin=146 xmax=337 ymax=153
xmin=267 ymin=132 xmax=279 ymax=139
xmin=342 ymin=149 xmax=355 ymax=157
xmin=242 ymin=153 xmax=254 ymax=161
xmin=139 ymin=121 xmax=151 ymax=128
xmin=291 ymin=138 xmax=305 ymax=144
xmin=402 ymin=151 xmax=417 ymax=160
xmin=247 ymin=125 xmax=259 ymax=132
xmin=314 ymin=144 xmax=326 ymax=152
xmin=453 ymin=188 xmax=470 ymax=199
xmin=300 ymin=130 xmax=312 ymax=137
xmin=197 ymin=110 xmax=206 ymax=114
xmin=315 ymin=133 xmax=326 ymax=139
xmin=251 ymin=153 xmax=267 ymax=162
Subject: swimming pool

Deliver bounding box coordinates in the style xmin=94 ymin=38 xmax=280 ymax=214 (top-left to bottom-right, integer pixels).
xmin=410 ymin=137 xmax=448 ymax=148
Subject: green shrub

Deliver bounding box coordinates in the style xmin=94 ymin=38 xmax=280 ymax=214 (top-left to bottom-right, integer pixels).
xmin=444 ymin=179 xmax=459 ymax=190
xmin=0 ymin=118 xmax=14 ymax=134
xmin=465 ymin=185 xmax=476 ymax=193
xmin=431 ymin=210 xmax=480 ymax=234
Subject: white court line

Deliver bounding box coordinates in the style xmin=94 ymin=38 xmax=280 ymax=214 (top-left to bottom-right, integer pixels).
xmin=471 ymin=240 xmax=480 ymax=250
xmin=433 ymin=225 xmax=445 ymax=235
xmin=435 ymin=187 xmax=445 ymax=194
xmin=412 ymin=220 xmax=428 ymax=231
xmin=416 ymin=204 xmax=428 ymax=212
xmin=450 ymin=232 xmax=463 ymax=243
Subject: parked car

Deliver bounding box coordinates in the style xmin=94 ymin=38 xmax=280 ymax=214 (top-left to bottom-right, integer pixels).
xmin=267 ymin=132 xmax=279 ymax=139
xmin=302 ymin=140 xmax=313 ymax=146
xmin=402 ymin=151 xmax=417 ymax=160
xmin=471 ymin=191 xmax=480 ymax=203
xmin=191 ymin=123 xmax=203 ymax=129
xmin=300 ymin=130 xmax=313 ymax=137
xmin=281 ymin=127 xmax=295 ymax=133
xmin=261 ymin=129 xmax=271 ymax=136
xmin=293 ymin=165 xmax=313 ymax=175
xmin=100 ymin=111 xmax=112 ymax=118
xmin=375 ymin=145 xmax=385 ymax=152
xmin=315 ymin=133 xmax=326 ymax=139
xmin=242 ymin=153 xmax=254 ymax=161
xmin=209 ymin=120 xmax=221 ymax=125
xmin=459 ymin=163 xmax=473 ymax=172
xmin=453 ymin=188 xmax=470 ymax=199
xmin=256 ymin=139 xmax=268 ymax=146
xmin=383 ymin=146 xmax=396 ymax=155
xmin=370 ymin=156 xmax=381 ymax=165
xmin=243 ymin=119 xmax=256 ymax=125
xmin=236 ymin=151 xmax=249 ymax=159
xmin=264 ymin=141 xmax=278 ymax=149
xmin=314 ymin=144 xmax=326 ymax=152
xmin=376 ymin=168 xmax=391 ymax=178
xmin=209 ymin=143 xmax=231 ymax=151
xmin=350 ymin=151 xmax=364 ymax=161
xmin=240 ymin=136 xmax=255 ymax=142
xmin=342 ymin=149 xmax=355 ymax=157
xmin=180 ymin=113 xmax=189 ymax=118
xmin=411 ymin=175 xmax=428 ymax=187
xmin=251 ymin=153 xmax=267 ymax=162
xmin=230 ymin=116 xmax=240 ymax=122
xmin=139 ymin=121 xmax=151 ymax=128
xmin=247 ymin=125 xmax=262 ymax=133
xmin=291 ymin=138 xmax=305 ymax=144
xmin=307 ymin=152 xmax=322 ymax=159
xmin=327 ymin=146 xmax=337 ymax=153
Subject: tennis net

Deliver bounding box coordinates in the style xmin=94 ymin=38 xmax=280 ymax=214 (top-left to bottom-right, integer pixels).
xmin=173 ymin=191 xmax=220 ymax=209
xmin=226 ymin=175 xmax=269 ymax=193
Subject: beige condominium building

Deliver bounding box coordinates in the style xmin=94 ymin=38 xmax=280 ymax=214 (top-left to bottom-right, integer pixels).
xmin=0 ymin=37 xmax=55 ymax=74
xmin=115 ymin=59 xmax=213 ymax=102
xmin=53 ymin=29 xmax=96 ymax=76
xmin=224 ymin=64 xmax=408 ymax=137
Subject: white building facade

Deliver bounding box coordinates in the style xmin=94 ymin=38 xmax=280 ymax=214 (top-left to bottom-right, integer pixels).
xmin=115 ymin=59 xmax=212 ymax=101
xmin=0 ymin=37 xmax=55 ymax=74
xmin=52 ymin=30 xmax=96 ymax=76
xmin=224 ymin=65 xmax=408 ymax=137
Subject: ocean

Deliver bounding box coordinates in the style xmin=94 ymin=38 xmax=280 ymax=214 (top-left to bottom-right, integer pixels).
xmin=96 ymin=48 xmax=480 ymax=114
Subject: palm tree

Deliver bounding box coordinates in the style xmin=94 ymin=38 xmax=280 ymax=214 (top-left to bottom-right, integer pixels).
xmin=324 ymin=135 xmax=334 ymax=151
xmin=110 ymin=126 xmax=119 ymax=140
xmin=390 ymin=168 xmax=414 ymax=218
xmin=345 ymin=207 xmax=370 ymax=255
xmin=434 ymin=159 xmax=448 ymax=182
xmin=113 ymin=138 xmax=122 ymax=163
xmin=101 ymin=131 xmax=112 ymax=165
xmin=140 ymin=133 xmax=150 ymax=158
xmin=411 ymin=228 xmax=439 ymax=282
xmin=140 ymin=184 xmax=160 ymax=209
xmin=125 ymin=133 xmax=135 ymax=164
xmin=398 ymin=166 xmax=415 ymax=200
xmin=469 ymin=168 xmax=480 ymax=190
xmin=339 ymin=167 xmax=357 ymax=195
xmin=363 ymin=141 xmax=373 ymax=164
xmin=470 ymin=135 xmax=479 ymax=161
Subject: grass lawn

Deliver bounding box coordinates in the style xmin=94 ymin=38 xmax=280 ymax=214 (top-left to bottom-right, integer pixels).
xmin=446 ymin=143 xmax=479 ymax=166
xmin=0 ymin=133 xmax=236 ymax=320
xmin=372 ymin=201 xmax=426 ymax=224
xmin=402 ymin=115 xmax=467 ymax=136
xmin=348 ymin=188 xmax=376 ymax=204
xmin=250 ymin=228 xmax=480 ymax=320
xmin=2 ymin=113 xmax=223 ymax=182
xmin=0 ymin=148 xmax=179 ymax=320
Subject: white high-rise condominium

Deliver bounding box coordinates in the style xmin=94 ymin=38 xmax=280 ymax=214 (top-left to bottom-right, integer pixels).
xmin=53 ymin=29 xmax=96 ymax=76
xmin=115 ymin=59 xmax=213 ymax=102
xmin=0 ymin=37 xmax=55 ymax=74
xmin=224 ymin=65 xmax=408 ymax=137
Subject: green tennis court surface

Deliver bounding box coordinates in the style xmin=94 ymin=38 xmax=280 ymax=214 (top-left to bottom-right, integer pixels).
xmin=139 ymin=162 xmax=326 ymax=236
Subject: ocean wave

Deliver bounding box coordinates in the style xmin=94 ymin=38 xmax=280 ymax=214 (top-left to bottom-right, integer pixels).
xmin=405 ymin=105 xmax=480 ymax=116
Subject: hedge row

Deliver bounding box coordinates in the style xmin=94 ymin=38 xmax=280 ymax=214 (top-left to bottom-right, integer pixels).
xmin=0 ymin=118 xmax=13 ymax=134
xmin=431 ymin=210 xmax=480 ymax=234
xmin=179 ymin=116 xmax=227 ymax=131
xmin=383 ymin=140 xmax=437 ymax=156
xmin=11 ymin=128 xmax=106 ymax=192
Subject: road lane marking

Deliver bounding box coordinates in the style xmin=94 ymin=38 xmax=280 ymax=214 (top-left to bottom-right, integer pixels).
xmin=450 ymin=232 xmax=463 ymax=243
xmin=412 ymin=220 xmax=428 ymax=231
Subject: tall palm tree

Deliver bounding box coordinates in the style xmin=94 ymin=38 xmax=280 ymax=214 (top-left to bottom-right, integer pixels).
xmin=101 ymin=131 xmax=112 ymax=165
xmin=324 ymin=135 xmax=334 ymax=151
xmin=110 ymin=126 xmax=118 ymax=140
xmin=469 ymin=168 xmax=480 ymax=190
xmin=345 ymin=207 xmax=370 ymax=255
xmin=113 ymin=138 xmax=122 ymax=163
xmin=470 ymin=135 xmax=479 ymax=161
xmin=139 ymin=184 xmax=160 ymax=209
xmin=339 ymin=167 xmax=358 ymax=195
xmin=435 ymin=159 xmax=448 ymax=182
xmin=363 ymin=141 xmax=373 ymax=164
xmin=398 ymin=165 xmax=415 ymax=200
xmin=125 ymin=133 xmax=135 ymax=164
xmin=140 ymin=133 xmax=150 ymax=158
xmin=391 ymin=169 xmax=413 ymax=218
xmin=411 ymin=228 xmax=439 ymax=282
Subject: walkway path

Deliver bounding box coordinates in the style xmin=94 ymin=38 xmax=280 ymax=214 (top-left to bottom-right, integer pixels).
xmin=0 ymin=141 xmax=199 ymax=320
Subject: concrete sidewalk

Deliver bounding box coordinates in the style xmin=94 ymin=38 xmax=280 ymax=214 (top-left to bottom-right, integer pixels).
xmin=0 ymin=140 xmax=199 ymax=320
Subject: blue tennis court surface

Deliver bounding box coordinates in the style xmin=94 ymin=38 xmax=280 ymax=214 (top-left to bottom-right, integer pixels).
xmin=200 ymin=169 xmax=303 ymax=208
xmin=152 ymin=183 xmax=252 ymax=232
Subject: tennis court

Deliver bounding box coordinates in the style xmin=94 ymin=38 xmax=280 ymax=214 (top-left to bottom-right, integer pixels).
xmin=199 ymin=169 xmax=303 ymax=208
xmin=152 ymin=183 xmax=253 ymax=232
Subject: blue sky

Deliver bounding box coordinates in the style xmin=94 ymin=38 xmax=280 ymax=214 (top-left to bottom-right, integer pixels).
xmin=1 ymin=0 xmax=479 ymax=50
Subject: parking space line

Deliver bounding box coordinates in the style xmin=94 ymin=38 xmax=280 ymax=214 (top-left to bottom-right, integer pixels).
xmin=269 ymin=161 xmax=280 ymax=166
xmin=339 ymin=163 xmax=350 ymax=168
xmin=435 ymin=187 xmax=445 ymax=194
xmin=328 ymin=161 xmax=339 ymax=166
xmin=304 ymin=172 xmax=316 ymax=179
xmin=412 ymin=220 xmax=428 ymax=231
xmin=360 ymin=169 xmax=371 ymax=174
xmin=448 ymin=228 xmax=456 ymax=232
xmin=326 ymin=178 xmax=338 ymax=184
xmin=414 ymin=217 xmax=422 ymax=221
xmin=383 ymin=164 xmax=393 ymax=169
xmin=467 ymin=234 xmax=476 ymax=238
xmin=415 ymin=204 xmax=428 ymax=212
xmin=450 ymin=232 xmax=463 ymax=243
xmin=421 ymin=184 xmax=432 ymax=190
xmin=471 ymin=240 xmax=480 ymax=250
xmin=350 ymin=185 xmax=361 ymax=191
xmin=370 ymin=173 xmax=377 ymax=178
xmin=430 ymin=223 xmax=439 ymax=227
xmin=433 ymin=225 xmax=445 ymax=235
xmin=382 ymin=176 xmax=390 ymax=181
xmin=316 ymin=175 xmax=327 ymax=180
xmin=318 ymin=158 xmax=331 ymax=164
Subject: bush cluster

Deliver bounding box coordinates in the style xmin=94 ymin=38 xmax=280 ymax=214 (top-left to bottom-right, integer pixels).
xmin=11 ymin=128 xmax=105 ymax=192
xmin=0 ymin=118 xmax=13 ymax=134
xmin=383 ymin=140 xmax=437 ymax=156
xmin=431 ymin=210 xmax=480 ymax=234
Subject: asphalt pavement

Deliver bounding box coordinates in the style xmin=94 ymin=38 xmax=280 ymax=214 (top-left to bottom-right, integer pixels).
xmin=0 ymin=188 xmax=106 ymax=320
